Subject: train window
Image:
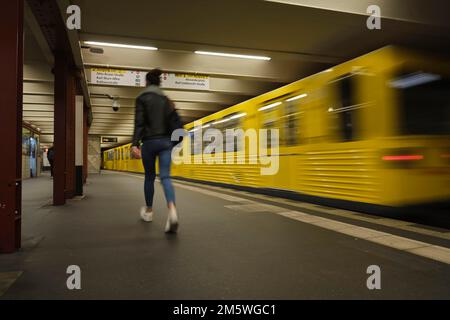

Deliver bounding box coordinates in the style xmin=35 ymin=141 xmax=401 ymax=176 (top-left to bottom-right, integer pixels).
xmin=281 ymin=101 xmax=301 ymax=146
xmin=215 ymin=113 xmax=244 ymax=152
xmin=224 ymin=120 xmax=241 ymax=152
xmin=202 ymin=122 xmax=215 ymax=153
xmin=190 ymin=130 xmax=202 ymax=155
xmin=328 ymin=74 xmax=363 ymax=142
xmin=261 ymin=108 xmax=279 ymax=149
xmin=390 ymin=72 xmax=450 ymax=135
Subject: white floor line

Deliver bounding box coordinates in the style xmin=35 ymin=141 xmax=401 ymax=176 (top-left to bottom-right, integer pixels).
xmin=112 ymin=171 xmax=450 ymax=265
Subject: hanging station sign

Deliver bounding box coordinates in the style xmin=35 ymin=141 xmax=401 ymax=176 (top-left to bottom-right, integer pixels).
xmin=90 ymin=68 xmax=146 ymax=87
xmin=90 ymin=68 xmax=209 ymax=90
xmin=161 ymin=73 xmax=209 ymax=91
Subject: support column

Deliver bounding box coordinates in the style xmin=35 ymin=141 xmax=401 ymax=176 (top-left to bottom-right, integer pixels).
xmin=83 ymin=103 xmax=88 ymax=184
xmin=65 ymin=75 xmax=76 ymax=199
xmin=0 ymin=0 xmax=23 ymax=253
xmin=53 ymin=50 xmax=68 ymax=205
xmin=75 ymin=96 xmax=84 ymax=196
xmin=53 ymin=59 xmax=76 ymax=204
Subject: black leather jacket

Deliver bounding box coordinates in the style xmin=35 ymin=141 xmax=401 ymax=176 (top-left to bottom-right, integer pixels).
xmin=132 ymin=86 xmax=174 ymax=147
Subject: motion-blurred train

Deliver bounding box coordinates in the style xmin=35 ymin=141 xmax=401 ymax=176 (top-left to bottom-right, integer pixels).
xmin=103 ymin=46 xmax=450 ymax=212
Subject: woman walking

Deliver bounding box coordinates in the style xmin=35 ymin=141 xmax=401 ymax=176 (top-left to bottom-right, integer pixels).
xmin=131 ymin=69 xmax=178 ymax=233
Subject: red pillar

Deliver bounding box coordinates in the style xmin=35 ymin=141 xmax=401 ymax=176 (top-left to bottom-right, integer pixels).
xmin=0 ymin=0 xmax=23 ymax=253
xmin=53 ymin=60 xmax=77 ymax=204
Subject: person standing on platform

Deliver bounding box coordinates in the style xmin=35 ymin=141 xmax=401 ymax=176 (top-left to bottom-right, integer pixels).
xmin=47 ymin=146 xmax=55 ymax=178
xmin=131 ymin=69 xmax=181 ymax=233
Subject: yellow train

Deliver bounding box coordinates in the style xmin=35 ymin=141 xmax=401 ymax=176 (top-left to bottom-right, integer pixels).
xmin=103 ymin=46 xmax=450 ymax=212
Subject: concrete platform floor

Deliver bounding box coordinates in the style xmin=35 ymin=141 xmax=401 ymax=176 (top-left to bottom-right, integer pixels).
xmin=0 ymin=171 xmax=449 ymax=299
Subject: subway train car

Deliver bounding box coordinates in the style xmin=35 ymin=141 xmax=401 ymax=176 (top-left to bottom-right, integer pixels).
xmin=103 ymin=46 xmax=450 ymax=213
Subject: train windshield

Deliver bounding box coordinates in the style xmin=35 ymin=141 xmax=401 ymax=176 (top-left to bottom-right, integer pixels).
xmin=390 ymin=72 xmax=450 ymax=135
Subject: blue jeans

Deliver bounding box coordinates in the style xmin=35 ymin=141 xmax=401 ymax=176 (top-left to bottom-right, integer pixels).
xmin=141 ymin=137 xmax=175 ymax=207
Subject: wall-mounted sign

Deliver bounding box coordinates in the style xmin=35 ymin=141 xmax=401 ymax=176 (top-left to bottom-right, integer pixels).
xmin=161 ymin=73 xmax=209 ymax=90
xmin=91 ymin=68 xmax=145 ymax=87
xmin=90 ymin=68 xmax=209 ymax=91
xmin=101 ymin=136 xmax=118 ymax=143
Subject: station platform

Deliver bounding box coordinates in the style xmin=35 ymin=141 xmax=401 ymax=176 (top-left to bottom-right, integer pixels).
xmin=1 ymin=171 xmax=449 ymax=299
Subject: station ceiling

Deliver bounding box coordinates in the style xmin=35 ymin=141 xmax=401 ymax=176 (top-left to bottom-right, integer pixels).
xmin=23 ymin=0 xmax=450 ymax=148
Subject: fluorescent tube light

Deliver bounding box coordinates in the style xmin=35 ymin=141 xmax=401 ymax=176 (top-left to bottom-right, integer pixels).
xmin=258 ymin=101 xmax=282 ymax=112
xmin=229 ymin=113 xmax=247 ymax=120
xmin=212 ymin=119 xmax=228 ymax=125
xmin=195 ymin=51 xmax=271 ymax=61
xmin=389 ymin=72 xmax=441 ymax=89
xmin=84 ymin=41 xmax=158 ymax=51
xmin=212 ymin=113 xmax=247 ymax=125
xmin=286 ymin=94 xmax=307 ymax=102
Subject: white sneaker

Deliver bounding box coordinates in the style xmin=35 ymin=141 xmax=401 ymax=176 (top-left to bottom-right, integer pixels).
xmin=140 ymin=207 xmax=153 ymax=222
xmin=165 ymin=207 xmax=178 ymax=233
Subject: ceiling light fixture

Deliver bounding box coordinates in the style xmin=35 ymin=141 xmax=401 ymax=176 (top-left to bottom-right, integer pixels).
xmin=84 ymin=41 xmax=158 ymax=51
xmin=195 ymin=51 xmax=271 ymax=61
